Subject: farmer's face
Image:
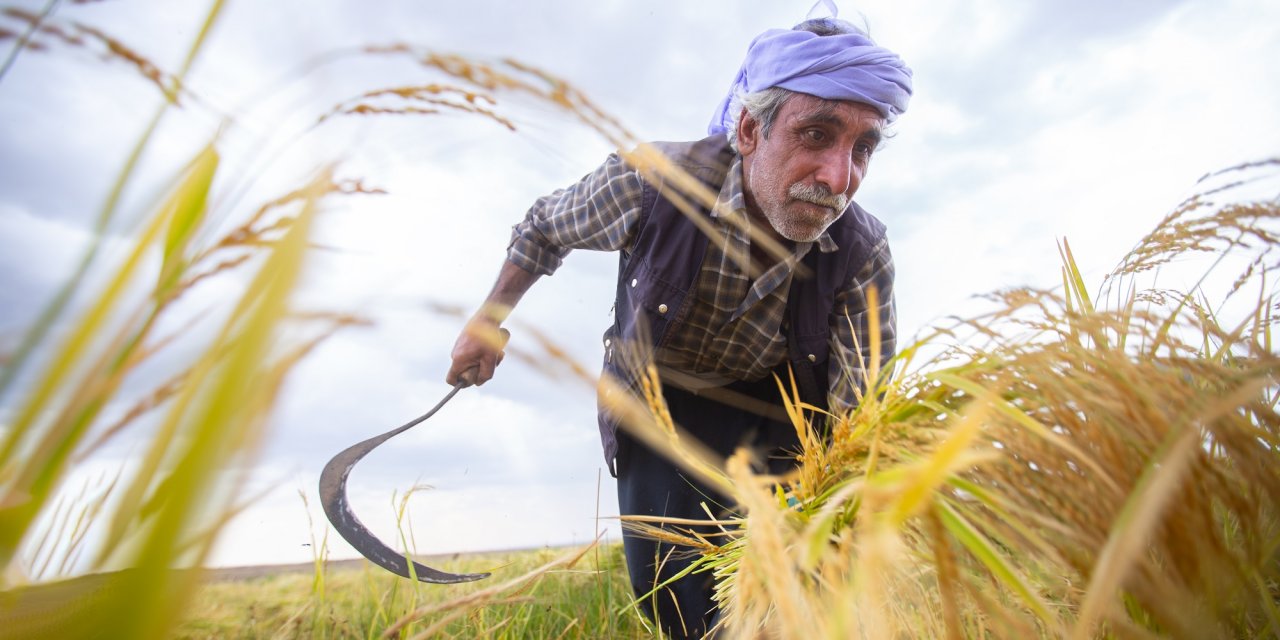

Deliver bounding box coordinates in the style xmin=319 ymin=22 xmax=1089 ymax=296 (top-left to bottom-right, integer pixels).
xmin=737 ymin=93 xmax=884 ymax=243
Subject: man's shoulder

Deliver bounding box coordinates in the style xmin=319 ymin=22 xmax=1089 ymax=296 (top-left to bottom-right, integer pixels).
xmin=647 ymin=135 xmax=731 ymax=157
xmin=645 ymin=136 xmax=735 ymax=177
xmin=834 ymin=200 xmax=888 ymax=245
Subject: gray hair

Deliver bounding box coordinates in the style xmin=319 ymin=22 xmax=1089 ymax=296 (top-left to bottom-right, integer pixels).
xmin=725 ymin=17 xmax=871 ymax=152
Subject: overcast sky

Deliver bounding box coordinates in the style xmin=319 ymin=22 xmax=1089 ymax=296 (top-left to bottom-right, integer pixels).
xmin=2 ymin=0 xmax=1278 ymax=570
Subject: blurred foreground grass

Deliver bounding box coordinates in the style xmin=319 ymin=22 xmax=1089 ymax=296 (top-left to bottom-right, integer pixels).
xmin=0 ymin=3 xmax=665 ymax=637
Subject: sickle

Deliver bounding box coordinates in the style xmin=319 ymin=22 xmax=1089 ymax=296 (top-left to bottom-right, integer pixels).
xmin=319 ymin=331 xmax=507 ymax=584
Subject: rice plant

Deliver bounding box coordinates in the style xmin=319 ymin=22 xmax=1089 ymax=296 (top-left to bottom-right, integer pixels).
xmin=626 ymin=160 xmax=1280 ymax=639
xmin=0 ymin=4 xmax=707 ymax=637
xmin=0 ymin=66 xmax=366 ymax=640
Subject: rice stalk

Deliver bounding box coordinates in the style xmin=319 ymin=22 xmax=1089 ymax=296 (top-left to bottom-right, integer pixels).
xmin=0 ymin=0 xmax=224 ymax=406
xmin=0 ymin=0 xmax=58 ymax=80
xmin=670 ymin=159 xmax=1280 ymax=639
xmin=0 ymin=5 xmax=203 ymax=103
xmin=344 ymin=43 xmax=791 ymax=278
xmin=381 ymin=541 xmax=598 ymax=640
xmin=0 ymin=161 xmax=338 ymax=639
xmin=0 ymin=143 xmax=221 ymax=570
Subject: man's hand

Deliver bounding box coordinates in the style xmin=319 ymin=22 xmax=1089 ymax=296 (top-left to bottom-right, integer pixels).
xmin=446 ymin=260 xmax=537 ymax=387
xmin=447 ymin=317 xmax=510 ymax=387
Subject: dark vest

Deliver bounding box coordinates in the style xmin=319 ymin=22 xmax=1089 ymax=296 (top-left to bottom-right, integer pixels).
xmin=596 ymin=135 xmax=887 ymax=471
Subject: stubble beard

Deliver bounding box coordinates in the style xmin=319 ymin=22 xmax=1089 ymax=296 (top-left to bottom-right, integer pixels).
xmin=760 ymin=183 xmax=849 ymax=243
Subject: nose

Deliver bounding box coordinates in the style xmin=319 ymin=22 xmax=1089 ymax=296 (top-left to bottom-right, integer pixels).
xmin=813 ymin=147 xmax=856 ymax=196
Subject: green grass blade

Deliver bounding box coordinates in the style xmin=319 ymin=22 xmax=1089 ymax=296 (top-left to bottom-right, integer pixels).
xmin=105 ymin=172 xmax=319 ymax=639
xmin=157 ymin=144 xmax=218 ymax=298
xmin=1071 ymin=424 xmax=1200 ymax=640
xmin=927 ymin=371 xmax=1121 ymax=495
xmin=1058 ymin=238 xmax=1094 ymax=314
xmin=937 ymin=499 xmax=1059 ymax=631
xmin=0 ymin=0 xmax=226 ymax=405
xmin=0 ymin=144 xmax=222 ymax=571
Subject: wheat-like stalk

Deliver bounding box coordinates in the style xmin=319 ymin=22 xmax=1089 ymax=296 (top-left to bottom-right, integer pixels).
xmin=688 ymin=160 xmax=1280 ymax=640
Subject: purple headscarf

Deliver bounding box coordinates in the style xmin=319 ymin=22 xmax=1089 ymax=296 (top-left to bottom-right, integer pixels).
xmin=707 ymin=28 xmax=913 ymax=136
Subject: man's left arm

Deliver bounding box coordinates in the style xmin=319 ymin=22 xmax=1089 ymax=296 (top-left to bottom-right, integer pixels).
xmin=828 ymin=238 xmax=897 ymax=414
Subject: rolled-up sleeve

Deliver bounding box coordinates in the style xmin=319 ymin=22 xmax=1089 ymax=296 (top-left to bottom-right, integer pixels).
xmin=828 ymin=237 xmax=897 ymax=414
xmin=507 ymin=153 xmax=648 ymax=276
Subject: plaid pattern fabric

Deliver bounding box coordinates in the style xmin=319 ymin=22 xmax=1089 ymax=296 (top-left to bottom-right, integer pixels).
xmin=654 ymin=157 xmax=830 ymax=380
xmin=507 ymin=153 xmax=647 ymax=276
xmin=507 ymin=151 xmax=896 ymax=412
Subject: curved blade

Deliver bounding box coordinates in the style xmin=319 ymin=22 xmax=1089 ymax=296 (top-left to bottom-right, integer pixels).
xmin=318 ymin=384 xmax=489 ymax=584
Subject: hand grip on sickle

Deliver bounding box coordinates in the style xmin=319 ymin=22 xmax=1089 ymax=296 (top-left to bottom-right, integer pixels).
xmin=457 ymin=326 xmax=510 ymax=388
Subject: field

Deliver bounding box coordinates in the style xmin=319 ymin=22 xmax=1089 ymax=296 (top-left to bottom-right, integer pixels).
xmin=2 ymin=2 xmax=1279 ymax=640
xmin=174 ymin=545 xmax=649 ymax=639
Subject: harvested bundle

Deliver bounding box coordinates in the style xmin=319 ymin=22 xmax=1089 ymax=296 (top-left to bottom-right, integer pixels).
xmin=642 ymin=160 xmax=1280 ymax=640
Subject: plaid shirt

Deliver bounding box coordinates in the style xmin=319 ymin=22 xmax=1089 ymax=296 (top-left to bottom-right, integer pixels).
xmin=508 ymin=151 xmax=896 ymax=413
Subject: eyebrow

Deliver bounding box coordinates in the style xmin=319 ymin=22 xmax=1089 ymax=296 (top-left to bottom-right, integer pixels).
xmin=795 ymin=112 xmax=844 ymax=128
xmin=861 ymin=126 xmax=884 ymax=148
xmin=794 ymin=110 xmax=885 ymax=146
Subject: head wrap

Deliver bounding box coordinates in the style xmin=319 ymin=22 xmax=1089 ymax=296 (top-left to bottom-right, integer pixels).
xmin=707 ymin=28 xmax=913 ymax=136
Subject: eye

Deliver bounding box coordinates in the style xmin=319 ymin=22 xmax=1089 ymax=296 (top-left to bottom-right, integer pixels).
xmin=853 ymin=141 xmax=875 ymax=159
xmin=803 ymin=128 xmax=827 ymax=144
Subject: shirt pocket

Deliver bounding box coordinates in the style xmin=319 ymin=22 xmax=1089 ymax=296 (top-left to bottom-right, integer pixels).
xmin=621 ymin=257 xmax=690 ymax=348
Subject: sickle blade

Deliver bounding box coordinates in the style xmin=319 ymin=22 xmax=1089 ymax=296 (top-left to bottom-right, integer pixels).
xmin=318 ymin=386 xmax=489 ymax=584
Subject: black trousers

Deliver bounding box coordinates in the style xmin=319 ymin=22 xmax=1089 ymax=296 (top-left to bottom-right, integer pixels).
xmin=615 ymin=374 xmax=802 ymax=639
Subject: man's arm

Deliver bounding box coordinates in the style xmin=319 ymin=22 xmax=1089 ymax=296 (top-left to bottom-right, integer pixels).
xmin=445 ymin=151 xmax=649 ymax=387
xmin=446 ymin=259 xmax=540 ymax=387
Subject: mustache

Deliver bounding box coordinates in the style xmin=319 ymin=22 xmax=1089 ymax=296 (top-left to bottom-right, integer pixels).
xmin=789 ymin=183 xmax=848 ymax=212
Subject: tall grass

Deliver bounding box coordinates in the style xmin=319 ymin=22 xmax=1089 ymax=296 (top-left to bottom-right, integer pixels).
xmin=0 ymin=45 xmax=368 ymax=636
xmin=0 ymin=4 xmax=713 ymax=638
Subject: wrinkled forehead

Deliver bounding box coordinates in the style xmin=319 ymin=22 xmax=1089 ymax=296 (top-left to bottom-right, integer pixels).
xmin=783 ymin=93 xmax=886 ymax=135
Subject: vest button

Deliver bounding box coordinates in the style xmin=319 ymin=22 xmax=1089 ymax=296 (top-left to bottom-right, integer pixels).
xmin=630 ymin=278 xmax=638 ymax=287
xmin=604 ymin=339 xmax=611 ymax=347
xmin=658 ymin=304 xmax=669 ymax=314
xmin=807 ymin=354 xmax=817 ymax=362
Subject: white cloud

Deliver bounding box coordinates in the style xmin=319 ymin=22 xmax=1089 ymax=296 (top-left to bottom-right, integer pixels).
xmin=0 ymin=205 xmax=93 ymax=326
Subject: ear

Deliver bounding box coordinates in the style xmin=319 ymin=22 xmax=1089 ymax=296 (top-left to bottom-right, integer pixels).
xmin=736 ymin=108 xmax=760 ymax=155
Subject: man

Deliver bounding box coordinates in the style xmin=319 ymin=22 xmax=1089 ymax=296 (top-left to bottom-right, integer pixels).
xmin=447 ymin=16 xmax=911 ymax=639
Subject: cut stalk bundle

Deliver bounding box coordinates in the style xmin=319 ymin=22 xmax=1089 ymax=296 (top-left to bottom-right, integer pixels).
xmin=669 ymin=161 xmax=1280 ymax=639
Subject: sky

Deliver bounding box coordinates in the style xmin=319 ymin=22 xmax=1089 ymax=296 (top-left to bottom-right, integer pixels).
xmin=1 ymin=0 xmax=1278 ymax=570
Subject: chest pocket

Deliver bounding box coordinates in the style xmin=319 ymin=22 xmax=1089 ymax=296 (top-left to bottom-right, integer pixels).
xmin=620 ymin=257 xmax=691 ymax=350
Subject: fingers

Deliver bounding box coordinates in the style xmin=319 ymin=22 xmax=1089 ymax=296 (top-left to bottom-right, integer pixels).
xmin=456 ymin=366 xmax=482 ymax=388
xmin=447 ymin=352 xmax=491 ymax=387
xmin=446 ymin=323 xmax=510 ymax=387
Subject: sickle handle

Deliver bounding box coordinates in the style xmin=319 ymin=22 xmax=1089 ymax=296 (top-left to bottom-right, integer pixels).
xmin=456 ymin=327 xmax=511 ymax=388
